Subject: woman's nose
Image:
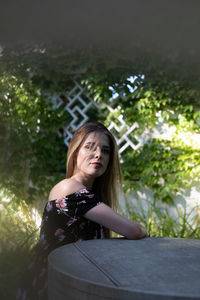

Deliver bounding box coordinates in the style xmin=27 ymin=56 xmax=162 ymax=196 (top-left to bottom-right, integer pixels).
xmin=94 ymin=147 xmax=102 ymax=158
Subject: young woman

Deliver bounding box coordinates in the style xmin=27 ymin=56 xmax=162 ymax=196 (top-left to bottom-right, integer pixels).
xmin=17 ymin=122 xmax=148 ymax=300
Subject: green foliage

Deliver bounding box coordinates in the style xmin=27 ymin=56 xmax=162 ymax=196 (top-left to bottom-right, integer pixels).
xmin=1 ymin=66 xmax=200 ymax=204
xmin=85 ymin=72 xmax=200 ymax=203
xmin=124 ymin=198 xmax=200 ymax=239
xmin=0 ymin=197 xmax=39 ymax=299
xmin=0 ymin=73 xmax=72 ymax=203
xmin=122 ymin=138 xmax=200 ymax=203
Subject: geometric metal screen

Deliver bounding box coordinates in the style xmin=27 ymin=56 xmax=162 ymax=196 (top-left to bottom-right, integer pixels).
xmin=51 ymin=81 xmax=141 ymax=154
xmin=107 ymin=105 xmax=142 ymax=154
xmin=62 ymin=81 xmax=99 ymax=146
xmin=51 ymin=81 xmax=99 ymax=146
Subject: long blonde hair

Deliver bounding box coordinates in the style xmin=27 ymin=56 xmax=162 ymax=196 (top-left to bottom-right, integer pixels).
xmin=66 ymin=122 xmax=122 ymax=236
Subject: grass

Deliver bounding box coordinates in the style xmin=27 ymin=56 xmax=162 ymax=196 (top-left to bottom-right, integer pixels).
xmin=124 ymin=197 xmax=200 ymax=239
xmin=0 ymin=201 xmax=39 ymax=300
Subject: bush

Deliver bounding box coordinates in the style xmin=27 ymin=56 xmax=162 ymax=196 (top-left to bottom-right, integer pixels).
xmin=0 ymin=199 xmax=39 ymax=300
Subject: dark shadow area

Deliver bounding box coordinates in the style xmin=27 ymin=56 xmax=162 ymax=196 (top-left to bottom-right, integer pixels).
xmin=0 ymin=0 xmax=200 ymax=82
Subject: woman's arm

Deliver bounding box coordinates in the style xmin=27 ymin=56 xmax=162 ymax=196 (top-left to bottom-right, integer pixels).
xmin=84 ymin=203 xmax=148 ymax=239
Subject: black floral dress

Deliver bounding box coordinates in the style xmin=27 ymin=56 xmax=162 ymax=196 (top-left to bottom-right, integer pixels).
xmin=16 ymin=188 xmax=104 ymax=300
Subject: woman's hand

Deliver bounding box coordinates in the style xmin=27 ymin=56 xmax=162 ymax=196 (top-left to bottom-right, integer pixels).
xmin=137 ymin=224 xmax=149 ymax=239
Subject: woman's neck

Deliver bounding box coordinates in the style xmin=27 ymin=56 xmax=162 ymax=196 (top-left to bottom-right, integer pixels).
xmin=70 ymin=174 xmax=94 ymax=190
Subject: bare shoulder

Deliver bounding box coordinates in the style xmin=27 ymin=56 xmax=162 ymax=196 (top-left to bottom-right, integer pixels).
xmin=48 ymin=178 xmax=85 ymax=201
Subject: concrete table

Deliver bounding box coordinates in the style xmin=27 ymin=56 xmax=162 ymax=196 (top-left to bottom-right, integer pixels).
xmin=48 ymin=238 xmax=200 ymax=300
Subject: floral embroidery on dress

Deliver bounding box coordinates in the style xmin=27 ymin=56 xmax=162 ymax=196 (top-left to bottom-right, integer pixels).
xmin=54 ymin=228 xmax=65 ymax=242
xmin=46 ymin=201 xmax=53 ymax=212
xmin=87 ymin=193 xmax=94 ymax=198
xmin=77 ymin=188 xmax=89 ymax=194
xmin=55 ymin=197 xmax=68 ymax=214
xmin=75 ymin=189 xmax=94 ymax=198
xmin=67 ymin=218 xmax=77 ymax=227
xmin=77 ymin=200 xmax=86 ymax=205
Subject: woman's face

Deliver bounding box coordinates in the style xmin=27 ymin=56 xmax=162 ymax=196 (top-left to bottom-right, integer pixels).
xmin=74 ymin=132 xmax=111 ymax=180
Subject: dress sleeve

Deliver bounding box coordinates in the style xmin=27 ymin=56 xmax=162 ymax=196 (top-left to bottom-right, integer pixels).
xmin=53 ymin=188 xmax=102 ymax=220
xmin=38 ymin=189 xmax=102 ymax=253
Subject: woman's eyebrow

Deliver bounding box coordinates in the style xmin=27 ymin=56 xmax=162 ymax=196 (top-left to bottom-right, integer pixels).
xmin=85 ymin=141 xmax=94 ymax=145
xmin=102 ymin=145 xmax=110 ymax=149
xmin=85 ymin=142 xmax=110 ymax=148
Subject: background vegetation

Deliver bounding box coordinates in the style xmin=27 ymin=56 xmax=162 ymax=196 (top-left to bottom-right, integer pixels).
xmin=0 ymin=51 xmax=200 ymax=298
xmin=85 ymin=72 xmax=200 ymax=203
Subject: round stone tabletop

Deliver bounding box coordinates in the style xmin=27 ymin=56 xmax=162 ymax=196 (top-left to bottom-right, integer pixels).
xmin=48 ymin=237 xmax=200 ymax=300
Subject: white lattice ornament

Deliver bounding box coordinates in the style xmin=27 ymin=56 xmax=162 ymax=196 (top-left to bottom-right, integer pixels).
xmin=107 ymin=106 xmax=141 ymax=154
xmin=52 ymin=82 xmax=141 ymax=153
xmin=60 ymin=81 xmax=99 ymax=146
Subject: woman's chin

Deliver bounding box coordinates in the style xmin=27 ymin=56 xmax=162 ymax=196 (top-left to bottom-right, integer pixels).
xmin=88 ymin=170 xmax=104 ymax=178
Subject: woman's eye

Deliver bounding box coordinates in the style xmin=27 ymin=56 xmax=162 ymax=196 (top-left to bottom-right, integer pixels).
xmin=103 ymin=148 xmax=110 ymax=154
xmin=84 ymin=144 xmax=94 ymax=150
xmin=84 ymin=145 xmax=91 ymax=149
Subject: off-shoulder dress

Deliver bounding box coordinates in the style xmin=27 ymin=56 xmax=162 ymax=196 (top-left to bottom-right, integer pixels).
xmin=16 ymin=188 xmax=104 ymax=300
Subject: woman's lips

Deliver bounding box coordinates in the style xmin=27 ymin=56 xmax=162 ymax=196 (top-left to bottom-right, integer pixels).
xmin=91 ymin=162 xmax=102 ymax=168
